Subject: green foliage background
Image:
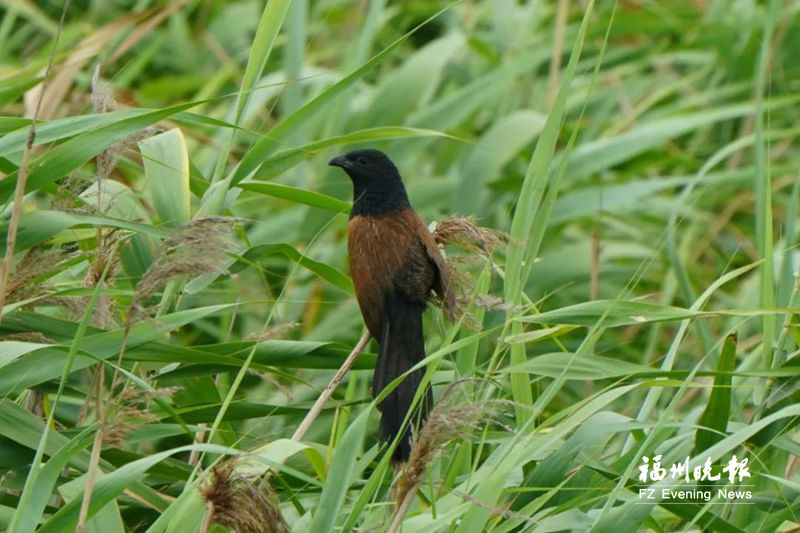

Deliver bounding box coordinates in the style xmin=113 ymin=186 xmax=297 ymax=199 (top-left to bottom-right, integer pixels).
xmin=0 ymin=0 xmax=798 ymax=531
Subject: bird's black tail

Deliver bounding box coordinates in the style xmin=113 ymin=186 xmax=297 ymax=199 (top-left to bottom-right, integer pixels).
xmin=373 ymin=293 xmax=431 ymax=463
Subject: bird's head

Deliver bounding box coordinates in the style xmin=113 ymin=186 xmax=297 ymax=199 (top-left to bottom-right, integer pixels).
xmin=328 ymin=149 xmax=401 ymax=186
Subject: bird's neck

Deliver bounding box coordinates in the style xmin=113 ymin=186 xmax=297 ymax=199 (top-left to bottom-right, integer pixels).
xmin=350 ymin=179 xmax=411 ymax=218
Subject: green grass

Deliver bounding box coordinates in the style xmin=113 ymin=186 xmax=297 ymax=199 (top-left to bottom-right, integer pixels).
xmin=1 ymin=1 xmax=799 ymax=531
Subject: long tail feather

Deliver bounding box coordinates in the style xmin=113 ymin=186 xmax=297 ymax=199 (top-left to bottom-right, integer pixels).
xmin=373 ymin=293 xmax=431 ymax=462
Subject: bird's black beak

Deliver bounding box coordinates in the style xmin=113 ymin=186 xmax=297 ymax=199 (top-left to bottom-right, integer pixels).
xmin=328 ymin=155 xmax=351 ymax=169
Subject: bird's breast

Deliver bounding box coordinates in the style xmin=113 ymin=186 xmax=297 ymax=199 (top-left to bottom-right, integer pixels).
xmin=348 ymin=215 xmax=412 ymax=286
xmin=348 ymin=213 xmax=417 ymax=335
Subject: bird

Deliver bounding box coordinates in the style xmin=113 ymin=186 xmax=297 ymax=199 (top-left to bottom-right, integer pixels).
xmin=329 ymin=149 xmax=455 ymax=462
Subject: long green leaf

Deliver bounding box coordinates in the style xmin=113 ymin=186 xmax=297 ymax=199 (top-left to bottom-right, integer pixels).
xmin=0 ymin=102 xmax=200 ymax=203
xmin=231 ymin=243 xmax=353 ymax=293
xmin=238 ymin=182 xmax=350 ymax=213
xmin=694 ymin=334 xmax=737 ymax=454
xmin=0 ymin=210 xmax=170 ymax=252
xmin=38 ymin=444 xmax=237 ymax=533
xmin=308 ymin=408 xmax=369 ymax=533
xmin=139 ymin=128 xmax=191 ymax=227
xmin=502 ymin=0 xmax=595 ymax=428
xmin=0 ymin=304 xmax=236 ymax=395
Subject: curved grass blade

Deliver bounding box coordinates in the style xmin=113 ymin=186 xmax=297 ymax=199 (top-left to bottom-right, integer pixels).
xmin=38 ymin=444 xmax=238 ymax=533
xmin=694 ymin=334 xmax=737 ymax=455
xmin=138 ymin=128 xmax=191 ymax=227
xmin=231 ymin=243 xmax=353 ymax=293
xmin=0 ymin=101 xmax=202 ymax=203
xmin=238 ymin=182 xmax=350 ymax=213
xmin=502 ymin=0 xmax=596 ymax=427
xmin=308 ymin=408 xmax=369 ymax=533
xmin=0 ymin=210 xmax=170 ymax=253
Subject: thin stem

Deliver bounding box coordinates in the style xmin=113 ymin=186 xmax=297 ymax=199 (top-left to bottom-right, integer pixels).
xmin=0 ymin=0 xmax=72 ymax=323
xmin=387 ymin=479 xmax=422 ymax=533
xmin=77 ymin=366 xmax=106 ymax=532
xmin=291 ymin=331 xmax=371 ymax=441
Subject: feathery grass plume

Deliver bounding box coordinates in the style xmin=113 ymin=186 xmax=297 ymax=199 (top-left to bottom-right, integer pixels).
xmin=472 ymin=293 xmax=511 ymax=311
xmin=82 ymin=68 xmax=143 ymax=328
xmin=103 ymin=385 xmax=179 ymax=446
xmin=430 ymin=215 xmax=508 ymax=324
xmin=103 ymin=402 xmax=156 ymax=447
xmin=90 ymin=65 xmax=115 ymax=115
xmin=51 ymin=174 xmax=92 ymax=210
xmin=39 ymin=295 xmax=89 ymax=318
xmin=201 ymin=460 xmax=288 ymax=533
xmin=91 ymin=66 xmax=140 ymax=186
xmin=439 ymin=261 xmax=481 ymax=330
xmin=0 ymin=332 xmax=56 ymax=343
xmin=86 ymin=228 xmax=122 ymax=287
xmin=244 ymin=321 xmax=301 ymax=341
xmin=5 ymin=245 xmax=78 ymax=304
xmin=129 ymin=216 xmax=237 ymax=322
xmin=395 ymin=382 xmax=499 ymax=506
xmin=50 ymin=68 xmax=155 ymax=211
xmin=83 ymin=228 xmax=123 ymax=328
xmin=90 ymin=66 xmax=155 ymax=208
xmin=432 ymin=215 xmax=507 ymax=255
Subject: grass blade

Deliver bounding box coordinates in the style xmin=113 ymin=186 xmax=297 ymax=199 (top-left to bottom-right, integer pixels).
xmin=694 ymin=333 xmax=737 ymax=454
xmin=138 ymin=128 xmax=191 ymax=227
xmin=503 ymin=0 xmax=596 ymax=427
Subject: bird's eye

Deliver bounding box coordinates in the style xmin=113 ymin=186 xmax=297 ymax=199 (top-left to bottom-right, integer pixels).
xmin=356 ymin=156 xmax=368 ymax=165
